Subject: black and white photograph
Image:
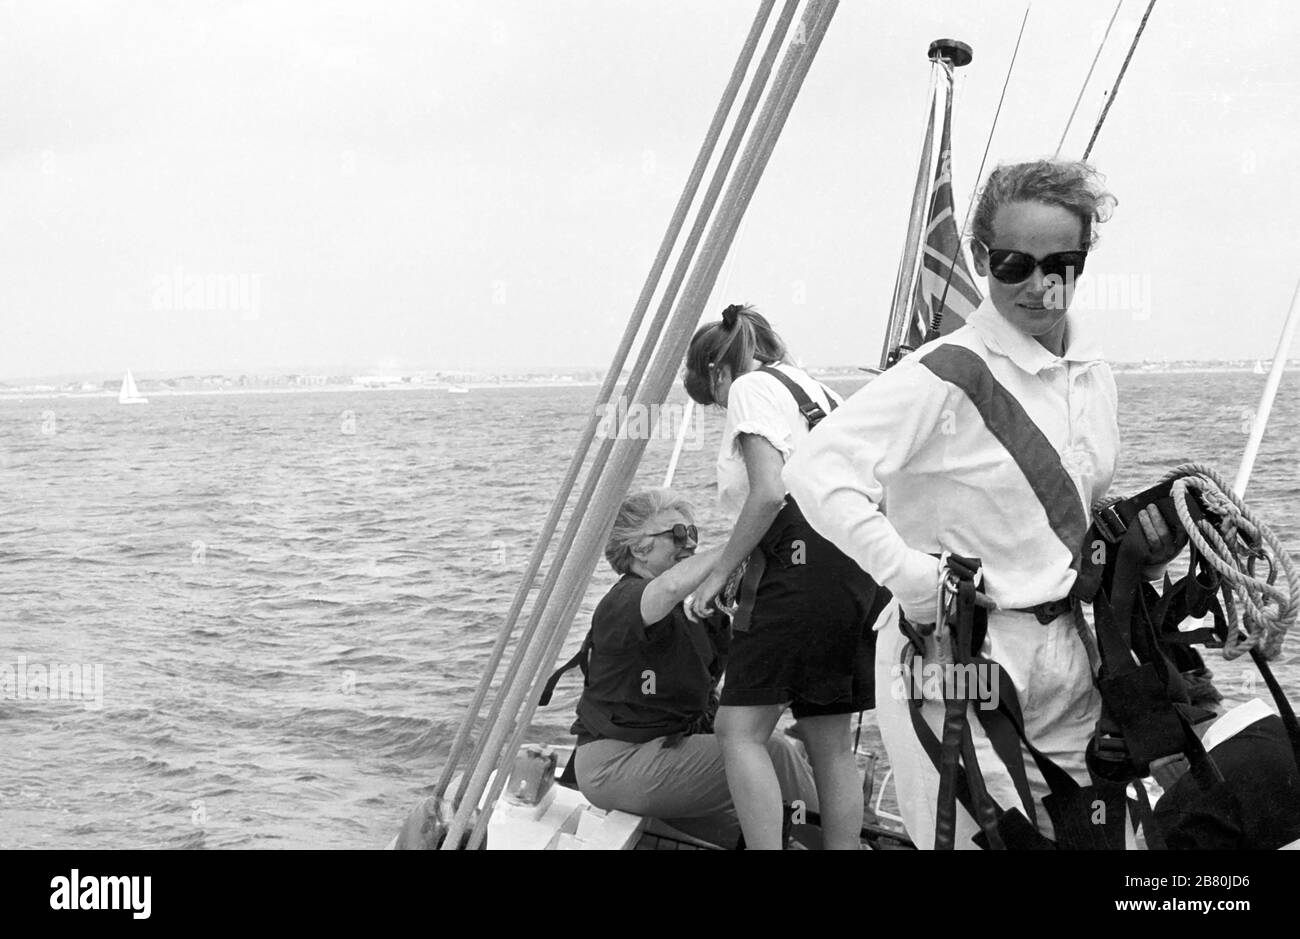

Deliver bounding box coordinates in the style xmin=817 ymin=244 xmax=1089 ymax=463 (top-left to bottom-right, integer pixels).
xmin=3 ymin=0 xmax=1299 ymax=918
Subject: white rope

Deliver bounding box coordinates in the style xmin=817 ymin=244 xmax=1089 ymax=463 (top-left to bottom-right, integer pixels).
xmin=1157 ymin=462 xmax=1299 ymax=660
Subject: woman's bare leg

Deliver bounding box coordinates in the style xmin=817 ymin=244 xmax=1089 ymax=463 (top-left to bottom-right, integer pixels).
xmin=796 ymin=713 xmax=863 ymax=850
xmin=716 ymin=703 xmax=785 ymax=849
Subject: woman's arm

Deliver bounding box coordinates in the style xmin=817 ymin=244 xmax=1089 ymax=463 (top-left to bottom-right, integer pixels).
xmin=640 ymin=547 xmax=724 ymax=626
xmin=783 ymin=362 xmax=952 ymax=623
xmin=686 ymin=434 xmax=786 ymax=619
xmin=718 ymin=433 xmax=787 ymax=577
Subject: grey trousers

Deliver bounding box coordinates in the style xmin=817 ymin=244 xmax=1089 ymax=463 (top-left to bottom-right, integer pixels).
xmin=575 ymin=732 xmax=819 ymax=847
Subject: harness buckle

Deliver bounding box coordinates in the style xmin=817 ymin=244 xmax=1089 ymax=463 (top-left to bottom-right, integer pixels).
xmin=799 ymin=402 xmax=827 ymax=428
xmin=1094 ymin=503 xmax=1128 ymax=544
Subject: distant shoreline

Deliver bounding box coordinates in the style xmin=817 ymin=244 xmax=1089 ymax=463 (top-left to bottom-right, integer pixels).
xmin=0 ymin=366 xmax=1286 ymax=403
xmin=0 ymin=381 xmax=605 ymax=402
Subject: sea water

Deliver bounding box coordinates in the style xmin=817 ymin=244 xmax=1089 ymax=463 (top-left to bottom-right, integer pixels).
xmin=0 ymin=372 xmax=1296 ymax=848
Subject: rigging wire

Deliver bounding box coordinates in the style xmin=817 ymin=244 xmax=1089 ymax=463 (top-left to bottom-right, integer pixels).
xmin=433 ymin=0 xmax=784 ymax=821
xmin=1054 ymin=0 xmax=1124 ymax=158
xmin=1083 ymin=0 xmax=1158 ymax=160
xmin=662 ymin=194 xmax=751 ymax=488
xmin=450 ymin=0 xmax=841 ymax=852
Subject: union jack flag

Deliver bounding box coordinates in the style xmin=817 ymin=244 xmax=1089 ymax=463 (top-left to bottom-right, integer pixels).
xmin=909 ymin=94 xmax=982 ymax=346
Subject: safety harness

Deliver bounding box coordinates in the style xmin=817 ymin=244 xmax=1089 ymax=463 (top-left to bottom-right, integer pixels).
xmin=1071 ymin=469 xmax=1300 ymax=822
xmin=901 ymin=344 xmax=1299 ymax=850
xmin=898 ymin=553 xmax=1128 ymax=850
xmin=727 ymin=364 xmax=837 ymax=632
xmin=753 ymin=364 xmax=838 ymax=429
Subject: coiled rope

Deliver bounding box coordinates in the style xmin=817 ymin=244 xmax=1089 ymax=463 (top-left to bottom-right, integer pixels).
xmin=1159 ymin=462 xmax=1299 ymax=661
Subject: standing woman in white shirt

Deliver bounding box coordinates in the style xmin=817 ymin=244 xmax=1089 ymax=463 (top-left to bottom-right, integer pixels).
xmin=681 ymin=304 xmax=890 ymax=850
xmin=783 ymin=160 xmax=1183 ymax=848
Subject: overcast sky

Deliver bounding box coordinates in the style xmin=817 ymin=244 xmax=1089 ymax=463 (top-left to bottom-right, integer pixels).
xmin=3 ymin=0 xmax=1298 ymax=381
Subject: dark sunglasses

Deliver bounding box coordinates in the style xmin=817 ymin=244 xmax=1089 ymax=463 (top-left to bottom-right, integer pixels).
xmin=645 ymin=524 xmax=698 ymax=546
xmin=976 ymin=239 xmax=1087 ymax=285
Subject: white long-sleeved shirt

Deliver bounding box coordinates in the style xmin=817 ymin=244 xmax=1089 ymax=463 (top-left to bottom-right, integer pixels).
xmin=783 ymin=299 xmax=1119 ymax=620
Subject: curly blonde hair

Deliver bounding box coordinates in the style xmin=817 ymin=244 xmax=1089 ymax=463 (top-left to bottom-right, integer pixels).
xmin=970 ymin=160 xmax=1117 ymax=250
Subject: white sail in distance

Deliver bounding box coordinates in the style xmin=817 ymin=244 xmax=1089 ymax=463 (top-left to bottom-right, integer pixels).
xmin=119 ymin=369 xmax=148 ymax=405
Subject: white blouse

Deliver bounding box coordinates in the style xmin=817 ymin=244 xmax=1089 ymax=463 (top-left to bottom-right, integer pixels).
xmin=716 ymin=362 xmax=843 ymax=519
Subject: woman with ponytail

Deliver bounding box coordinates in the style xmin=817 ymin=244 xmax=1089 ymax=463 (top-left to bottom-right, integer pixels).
xmin=681 ymin=304 xmax=890 ymax=849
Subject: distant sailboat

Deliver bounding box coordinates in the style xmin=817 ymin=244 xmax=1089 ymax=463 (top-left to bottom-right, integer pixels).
xmin=447 ymin=385 xmax=470 ymax=394
xmin=118 ymin=369 xmax=148 ymax=405
xmin=1254 ymin=359 xmax=1267 ymax=375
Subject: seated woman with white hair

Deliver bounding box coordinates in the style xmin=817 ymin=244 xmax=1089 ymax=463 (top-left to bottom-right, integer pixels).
xmin=560 ymin=487 xmax=818 ymax=847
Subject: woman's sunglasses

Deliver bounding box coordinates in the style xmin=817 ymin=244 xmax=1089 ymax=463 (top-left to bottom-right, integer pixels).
xmin=645 ymin=524 xmax=698 ymax=546
xmin=975 ymin=239 xmax=1087 ymax=286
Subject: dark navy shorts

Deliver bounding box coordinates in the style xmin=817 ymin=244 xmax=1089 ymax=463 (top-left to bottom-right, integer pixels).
xmin=720 ymin=498 xmax=889 ymax=717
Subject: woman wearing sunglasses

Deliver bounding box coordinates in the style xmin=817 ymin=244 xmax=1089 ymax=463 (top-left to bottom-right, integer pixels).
xmin=569 ymin=488 xmax=818 ymax=847
xmin=680 ymin=305 xmax=890 ymax=850
xmin=783 ymin=160 xmax=1183 ymax=848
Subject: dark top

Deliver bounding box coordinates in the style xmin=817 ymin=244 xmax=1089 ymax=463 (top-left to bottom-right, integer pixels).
xmin=572 ymin=573 xmax=729 ymax=745
xmin=1153 ymin=714 xmax=1300 ymax=850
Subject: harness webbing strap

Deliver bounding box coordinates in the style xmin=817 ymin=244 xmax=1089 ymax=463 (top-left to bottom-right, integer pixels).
xmin=959 ymin=717 xmax=1004 ymax=848
xmin=953 ymin=579 xmax=1004 ymax=846
xmin=1130 ymin=780 xmax=1166 ymax=851
xmin=971 ymin=653 xmax=1128 ymax=849
xmin=906 ymin=560 xmax=1061 ymax=850
xmin=728 ymin=364 xmax=832 ymax=633
xmin=934 ymin=579 xmax=980 ymax=849
xmin=919 ymin=344 xmax=1088 ymax=572
xmin=1055 ymin=466 xmax=1298 ymax=848
xmin=967 ymin=638 xmax=1129 ymax=851
xmin=1075 ymin=482 xmax=1237 ymax=814
xmin=905 ymin=626 xmax=1097 ymax=850
xmin=970 ymin=687 xmax=1038 ymax=830
xmin=755 ymin=364 xmax=837 ymax=429
xmin=1251 ymin=648 xmax=1300 ymax=767
xmin=1042 ymin=781 xmax=1127 ymax=850
xmin=973 ymin=807 xmax=1055 ymax=850
xmin=537 ymin=631 xmax=593 ymax=706
xmin=906 ymin=553 xmax=1115 ymax=850
xmin=935 ymin=668 xmax=969 ymax=848
xmin=730 ymin=546 xmax=767 ymax=634
xmin=898 ymin=615 xmax=994 ymax=843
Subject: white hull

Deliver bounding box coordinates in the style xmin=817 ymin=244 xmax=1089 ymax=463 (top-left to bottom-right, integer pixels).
xmin=389 ymin=744 xmax=913 ymax=850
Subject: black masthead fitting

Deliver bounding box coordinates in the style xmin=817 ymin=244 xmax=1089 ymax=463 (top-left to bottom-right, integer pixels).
xmin=928 ymin=39 xmax=973 ymax=67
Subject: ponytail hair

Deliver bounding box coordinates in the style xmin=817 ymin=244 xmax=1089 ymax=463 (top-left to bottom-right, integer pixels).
xmin=683 ymin=304 xmax=789 ymax=406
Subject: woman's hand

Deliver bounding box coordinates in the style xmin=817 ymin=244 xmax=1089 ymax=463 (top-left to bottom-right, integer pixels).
xmin=685 ymin=568 xmax=730 ymax=623
xmin=1136 ymin=504 xmax=1187 ymax=569
xmin=897 ymin=553 xmax=998 ymax=627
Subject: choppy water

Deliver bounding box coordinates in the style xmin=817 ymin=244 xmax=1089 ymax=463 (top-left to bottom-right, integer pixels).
xmin=1 ymin=372 xmax=1297 ymax=848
